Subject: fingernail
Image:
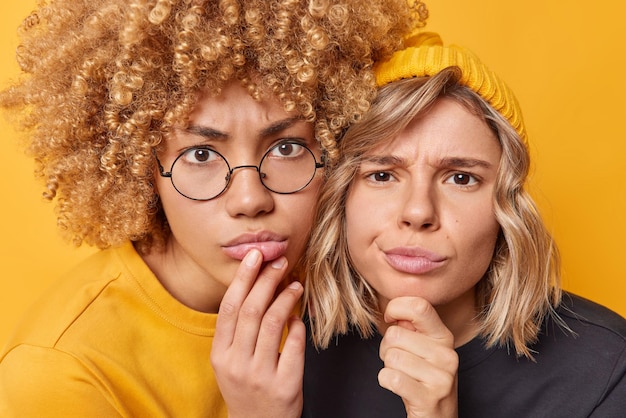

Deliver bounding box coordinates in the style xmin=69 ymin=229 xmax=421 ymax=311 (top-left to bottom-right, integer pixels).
xmin=271 ymin=257 xmax=286 ymax=269
xmin=244 ymin=249 xmax=261 ymax=267
xmin=288 ymin=281 xmax=302 ymax=290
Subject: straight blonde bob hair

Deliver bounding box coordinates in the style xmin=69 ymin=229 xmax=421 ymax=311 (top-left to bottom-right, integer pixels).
xmin=304 ymin=67 xmax=562 ymax=358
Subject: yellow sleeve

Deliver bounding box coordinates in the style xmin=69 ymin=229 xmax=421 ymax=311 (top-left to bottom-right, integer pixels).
xmin=0 ymin=344 xmax=122 ymax=417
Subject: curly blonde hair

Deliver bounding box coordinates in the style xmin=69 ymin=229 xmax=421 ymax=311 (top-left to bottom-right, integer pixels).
xmin=0 ymin=0 xmax=425 ymax=252
xmin=304 ymin=68 xmax=562 ymax=359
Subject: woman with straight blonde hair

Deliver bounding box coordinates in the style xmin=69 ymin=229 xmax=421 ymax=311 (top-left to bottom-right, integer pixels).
xmin=302 ymin=33 xmax=626 ymax=417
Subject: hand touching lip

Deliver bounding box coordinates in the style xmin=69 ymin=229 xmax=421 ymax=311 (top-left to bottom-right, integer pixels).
xmin=383 ymin=246 xmax=447 ymax=275
xmin=222 ymin=232 xmax=288 ymax=262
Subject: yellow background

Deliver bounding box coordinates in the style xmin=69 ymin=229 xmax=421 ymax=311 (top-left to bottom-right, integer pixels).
xmin=1 ymin=1 xmax=625 ymax=344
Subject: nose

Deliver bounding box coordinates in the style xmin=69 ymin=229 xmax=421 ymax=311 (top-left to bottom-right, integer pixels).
xmin=398 ymin=180 xmax=440 ymax=230
xmin=224 ymin=165 xmax=274 ymax=217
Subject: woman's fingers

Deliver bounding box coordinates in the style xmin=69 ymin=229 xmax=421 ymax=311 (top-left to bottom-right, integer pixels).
xmin=255 ymin=280 xmax=304 ymax=360
xmin=213 ymin=249 xmax=304 ymax=370
xmin=383 ymin=296 xmax=455 ymax=344
xmin=212 ymin=251 xmax=305 ymax=418
xmin=379 ymin=296 xmax=459 ymax=418
xmin=380 ymin=325 xmax=458 ymax=375
xmin=213 ymin=249 xmax=264 ymax=351
xmin=276 ymin=315 xmax=306 ymax=392
xmin=378 ymin=342 xmax=457 ymax=396
xmin=229 ymin=256 xmax=289 ymax=354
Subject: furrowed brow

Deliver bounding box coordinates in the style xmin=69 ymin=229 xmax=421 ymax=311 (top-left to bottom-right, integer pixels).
xmin=438 ymin=157 xmax=492 ymax=169
xmin=185 ymin=124 xmax=228 ymax=140
xmin=361 ymin=154 xmax=405 ymax=166
xmin=259 ymin=117 xmax=304 ymax=138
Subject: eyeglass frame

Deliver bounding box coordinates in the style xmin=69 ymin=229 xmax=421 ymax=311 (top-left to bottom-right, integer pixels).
xmin=153 ymin=141 xmax=325 ymax=201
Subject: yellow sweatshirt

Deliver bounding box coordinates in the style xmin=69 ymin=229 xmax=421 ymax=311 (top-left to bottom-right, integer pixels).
xmin=0 ymin=242 xmax=226 ymax=417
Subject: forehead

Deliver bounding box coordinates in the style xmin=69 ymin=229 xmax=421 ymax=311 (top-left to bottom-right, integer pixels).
xmin=161 ymin=80 xmax=316 ymax=156
xmin=188 ymin=81 xmax=298 ymax=125
xmin=365 ymin=98 xmax=500 ymax=161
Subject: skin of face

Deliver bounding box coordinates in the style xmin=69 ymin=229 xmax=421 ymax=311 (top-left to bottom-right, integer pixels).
xmin=345 ymin=98 xmax=502 ymax=340
xmin=145 ymin=80 xmax=323 ymax=313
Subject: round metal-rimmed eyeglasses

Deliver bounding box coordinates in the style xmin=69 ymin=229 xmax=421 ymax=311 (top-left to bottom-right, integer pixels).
xmin=155 ymin=141 xmax=325 ymax=201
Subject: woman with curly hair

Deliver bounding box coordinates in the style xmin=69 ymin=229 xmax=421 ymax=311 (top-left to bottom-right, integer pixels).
xmin=302 ymin=33 xmax=626 ymax=417
xmin=0 ymin=0 xmax=424 ymax=416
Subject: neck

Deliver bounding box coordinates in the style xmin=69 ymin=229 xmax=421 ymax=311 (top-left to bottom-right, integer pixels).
xmin=435 ymin=289 xmax=480 ymax=347
xmin=141 ymin=241 xmax=226 ymax=313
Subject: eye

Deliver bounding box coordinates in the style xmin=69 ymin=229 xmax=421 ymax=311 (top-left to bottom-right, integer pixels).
xmin=181 ymin=148 xmax=219 ymax=164
xmin=268 ymin=142 xmax=306 ymax=158
xmin=366 ymin=171 xmax=394 ymax=182
xmin=445 ymin=173 xmax=478 ymax=186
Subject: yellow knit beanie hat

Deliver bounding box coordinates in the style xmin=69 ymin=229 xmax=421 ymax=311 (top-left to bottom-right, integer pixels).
xmin=375 ymin=32 xmax=526 ymax=142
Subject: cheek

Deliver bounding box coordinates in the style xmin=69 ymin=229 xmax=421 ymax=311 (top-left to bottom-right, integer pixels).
xmin=345 ymin=190 xmax=386 ymax=259
xmin=455 ymin=207 xmax=500 ymax=275
xmin=157 ymin=182 xmax=182 ymax=223
xmin=291 ymin=202 xmax=316 ymax=240
xmin=157 ymin=179 xmax=212 ymax=237
xmin=296 ymin=178 xmax=323 ymax=226
xmin=472 ymin=223 xmax=500 ymax=261
xmin=155 ymin=174 xmax=180 ymax=210
xmin=345 ymin=193 xmax=363 ymax=259
xmin=281 ymin=180 xmax=323 ymax=251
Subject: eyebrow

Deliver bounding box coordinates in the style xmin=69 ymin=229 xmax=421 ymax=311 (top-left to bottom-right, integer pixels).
xmin=259 ymin=117 xmax=304 ymax=137
xmin=185 ymin=125 xmax=227 ymax=140
xmin=438 ymin=157 xmax=493 ymax=169
xmin=361 ymin=155 xmax=405 ymax=166
xmin=184 ymin=116 xmax=304 ymax=141
xmin=361 ymin=154 xmax=493 ymax=169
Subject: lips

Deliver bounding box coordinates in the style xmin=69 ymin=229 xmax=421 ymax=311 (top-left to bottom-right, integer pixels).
xmin=222 ymin=232 xmax=288 ymax=262
xmin=384 ymin=246 xmax=446 ymax=275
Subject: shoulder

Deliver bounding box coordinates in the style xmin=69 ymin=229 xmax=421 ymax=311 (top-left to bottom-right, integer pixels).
xmin=550 ymin=293 xmax=626 ymax=416
xmin=456 ymin=293 xmax=626 ymax=416
xmin=1 ymin=243 xmax=145 ymax=352
xmin=65 ymin=241 xmax=145 ymax=279
xmin=555 ymin=292 xmax=626 ymax=341
xmin=538 ymin=291 xmax=626 ymax=363
xmin=540 ymin=292 xmax=626 ymax=394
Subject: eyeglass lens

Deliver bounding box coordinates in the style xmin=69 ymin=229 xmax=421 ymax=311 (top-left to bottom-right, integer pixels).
xmin=168 ymin=142 xmax=320 ymax=200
